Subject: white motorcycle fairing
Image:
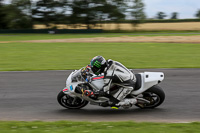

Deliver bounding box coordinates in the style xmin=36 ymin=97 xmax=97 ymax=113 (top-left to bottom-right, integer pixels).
xmin=62 ymin=69 xmax=164 ymax=105
xmin=62 ymin=70 xmax=108 ymax=103
xmin=131 ymin=72 xmax=164 ymax=95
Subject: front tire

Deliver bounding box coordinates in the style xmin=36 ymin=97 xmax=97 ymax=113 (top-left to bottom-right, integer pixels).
xmin=135 ymin=85 xmax=165 ymax=109
xmin=57 ymin=91 xmax=88 ymax=109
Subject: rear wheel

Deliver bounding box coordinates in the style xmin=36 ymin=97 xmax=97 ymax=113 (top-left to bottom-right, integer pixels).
xmin=57 ymin=91 xmax=88 ymax=109
xmin=135 ymin=85 xmax=165 ymax=109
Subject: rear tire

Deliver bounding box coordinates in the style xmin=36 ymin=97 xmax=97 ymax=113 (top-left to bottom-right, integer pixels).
xmin=135 ymin=85 xmax=165 ymax=109
xmin=57 ymin=91 xmax=88 ymax=109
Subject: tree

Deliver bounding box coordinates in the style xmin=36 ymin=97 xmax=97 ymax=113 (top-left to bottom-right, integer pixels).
xmin=10 ymin=0 xmax=33 ymax=29
xmin=171 ymin=12 xmax=178 ymax=19
xmin=195 ymin=9 xmax=200 ymax=19
xmin=70 ymin=0 xmax=125 ymax=29
xmin=102 ymin=3 xmax=125 ymax=30
xmin=11 ymin=0 xmax=32 ymax=15
xmin=0 ymin=1 xmax=32 ymax=29
xmin=32 ymin=0 xmax=66 ymax=28
xmin=0 ymin=0 xmax=8 ymax=29
xmin=3 ymin=4 xmax=32 ymax=29
xmin=130 ymin=0 xmax=146 ymax=29
xmin=156 ymin=12 xmax=167 ymax=19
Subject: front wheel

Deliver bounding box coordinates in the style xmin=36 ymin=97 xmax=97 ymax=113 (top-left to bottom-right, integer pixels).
xmin=57 ymin=91 xmax=88 ymax=109
xmin=135 ymin=85 xmax=165 ymax=109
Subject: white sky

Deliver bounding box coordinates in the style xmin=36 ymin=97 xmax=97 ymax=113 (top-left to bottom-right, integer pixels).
xmin=143 ymin=0 xmax=200 ymax=19
xmin=3 ymin=0 xmax=200 ymax=19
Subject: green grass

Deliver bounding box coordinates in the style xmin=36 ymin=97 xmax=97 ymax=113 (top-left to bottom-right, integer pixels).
xmin=0 ymin=32 xmax=200 ymax=41
xmin=0 ymin=121 xmax=200 ymax=133
xmin=0 ymin=42 xmax=200 ymax=71
xmin=0 ymin=34 xmax=121 ymax=41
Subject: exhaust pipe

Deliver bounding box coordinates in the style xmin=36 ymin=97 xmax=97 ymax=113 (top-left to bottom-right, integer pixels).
xmin=136 ymin=98 xmax=150 ymax=104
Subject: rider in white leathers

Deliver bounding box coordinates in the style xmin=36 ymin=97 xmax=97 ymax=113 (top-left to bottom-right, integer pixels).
xmin=82 ymin=56 xmax=136 ymax=105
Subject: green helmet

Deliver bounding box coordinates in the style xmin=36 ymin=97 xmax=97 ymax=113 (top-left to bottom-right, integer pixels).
xmin=90 ymin=56 xmax=106 ymax=75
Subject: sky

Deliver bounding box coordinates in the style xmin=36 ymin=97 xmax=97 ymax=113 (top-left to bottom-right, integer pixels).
xmin=2 ymin=0 xmax=200 ymax=19
xmin=143 ymin=0 xmax=200 ymax=19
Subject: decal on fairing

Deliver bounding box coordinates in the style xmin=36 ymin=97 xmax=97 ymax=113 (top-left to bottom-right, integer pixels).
xmin=86 ymin=78 xmax=89 ymax=82
xmin=70 ymin=85 xmax=73 ymax=91
xmin=63 ymin=88 xmax=68 ymax=92
xmin=92 ymin=76 xmax=104 ymax=80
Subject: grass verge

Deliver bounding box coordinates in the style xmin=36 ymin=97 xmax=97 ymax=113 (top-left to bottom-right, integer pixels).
xmin=0 ymin=42 xmax=200 ymax=71
xmin=1 ymin=32 xmax=200 ymax=42
xmin=0 ymin=121 xmax=200 ymax=133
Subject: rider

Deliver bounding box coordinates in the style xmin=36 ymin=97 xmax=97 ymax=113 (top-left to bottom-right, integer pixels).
xmin=82 ymin=56 xmax=136 ymax=105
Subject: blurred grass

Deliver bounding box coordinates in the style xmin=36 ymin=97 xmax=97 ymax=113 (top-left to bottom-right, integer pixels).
xmin=0 ymin=121 xmax=200 ymax=133
xmin=0 ymin=34 xmax=119 ymax=41
xmin=0 ymin=42 xmax=200 ymax=71
xmin=1 ymin=32 xmax=200 ymax=41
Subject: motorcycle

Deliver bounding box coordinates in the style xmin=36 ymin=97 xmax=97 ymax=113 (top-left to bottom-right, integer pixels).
xmin=57 ymin=68 xmax=165 ymax=109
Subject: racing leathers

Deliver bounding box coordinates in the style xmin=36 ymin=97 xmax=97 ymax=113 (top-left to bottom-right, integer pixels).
xmin=81 ymin=59 xmax=136 ymax=104
xmin=102 ymin=59 xmax=136 ymax=102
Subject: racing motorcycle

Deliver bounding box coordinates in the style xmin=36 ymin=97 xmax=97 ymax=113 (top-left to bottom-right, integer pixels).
xmin=57 ymin=68 xmax=165 ymax=109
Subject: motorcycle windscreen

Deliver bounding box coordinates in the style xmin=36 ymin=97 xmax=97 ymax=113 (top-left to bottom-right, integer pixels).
xmin=71 ymin=69 xmax=85 ymax=82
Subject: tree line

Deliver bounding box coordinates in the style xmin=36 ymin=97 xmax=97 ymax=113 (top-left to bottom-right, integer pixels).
xmin=0 ymin=0 xmax=200 ymax=29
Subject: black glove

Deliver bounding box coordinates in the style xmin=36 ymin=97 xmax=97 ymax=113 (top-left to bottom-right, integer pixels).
xmin=81 ymin=67 xmax=91 ymax=76
xmin=81 ymin=68 xmax=91 ymax=82
xmin=81 ymin=69 xmax=88 ymax=76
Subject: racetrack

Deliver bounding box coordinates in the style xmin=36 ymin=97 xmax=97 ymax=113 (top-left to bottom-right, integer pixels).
xmin=0 ymin=69 xmax=200 ymax=122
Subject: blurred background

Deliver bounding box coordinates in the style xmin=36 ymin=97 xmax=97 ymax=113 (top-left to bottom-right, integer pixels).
xmin=1 ymin=1 xmax=200 ymax=128
xmin=0 ymin=0 xmax=200 ymax=32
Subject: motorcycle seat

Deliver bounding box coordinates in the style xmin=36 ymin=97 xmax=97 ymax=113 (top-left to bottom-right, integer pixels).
xmin=134 ymin=74 xmax=142 ymax=90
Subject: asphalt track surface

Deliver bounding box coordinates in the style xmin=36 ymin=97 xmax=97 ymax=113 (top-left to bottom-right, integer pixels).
xmin=0 ymin=69 xmax=200 ymax=122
